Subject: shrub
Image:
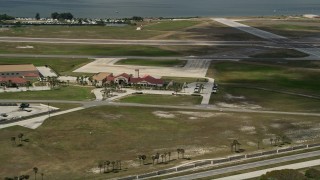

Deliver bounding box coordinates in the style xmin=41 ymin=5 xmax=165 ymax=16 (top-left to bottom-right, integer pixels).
xmin=260 ymin=169 xmax=306 ymax=180
xmin=305 ymin=168 xmax=320 ymax=179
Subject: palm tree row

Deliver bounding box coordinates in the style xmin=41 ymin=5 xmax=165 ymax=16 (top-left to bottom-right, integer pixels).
xmin=98 ymin=160 xmax=121 ymax=173
xmin=270 ymin=135 xmax=291 ymax=146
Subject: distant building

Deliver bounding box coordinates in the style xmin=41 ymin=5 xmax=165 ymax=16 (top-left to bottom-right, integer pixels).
xmin=91 ymin=71 xmax=164 ymax=87
xmin=130 ymin=75 xmax=164 ymax=87
xmin=0 ymin=64 xmax=40 ymax=78
xmin=0 ymin=64 xmax=40 ymax=86
xmin=303 ymin=14 xmax=320 ymax=18
xmin=92 ymin=72 xmax=112 ymax=86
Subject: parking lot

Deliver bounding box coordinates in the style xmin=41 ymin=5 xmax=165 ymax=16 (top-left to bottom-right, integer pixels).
xmin=0 ymin=103 xmax=58 ymax=122
xmin=74 ymin=58 xmax=211 ymax=78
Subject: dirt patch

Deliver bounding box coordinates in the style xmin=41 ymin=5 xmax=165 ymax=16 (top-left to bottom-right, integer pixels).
xmin=152 ymin=111 xmax=175 ymax=118
xmin=177 ymin=111 xmax=228 ymax=118
xmin=16 ymin=45 xmax=34 ymax=49
xmin=225 ymin=94 xmax=245 ymax=100
xmin=240 ymin=126 xmax=257 ymax=135
xmin=216 ymin=102 xmax=262 ymax=109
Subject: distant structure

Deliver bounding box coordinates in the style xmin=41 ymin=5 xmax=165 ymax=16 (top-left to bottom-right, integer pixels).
xmin=91 ymin=71 xmax=164 ymax=87
xmin=136 ymin=25 xmax=143 ymax=31
xmin=0 ymin=64 xmax=40 ymax=78
xmin=303 ymin=14 xmax=320 ymax=18
xmin=0 ymin=64 xmax=40 ymax=86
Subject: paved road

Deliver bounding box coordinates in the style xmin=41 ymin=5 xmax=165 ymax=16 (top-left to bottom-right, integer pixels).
xmin=166 ymin=150 xmax=320 ymax=180
xmin=0 ymin=36 xmax=269 ymax=46
xmin=0 ymin=100 xmax=320 ymax=117
xmin=213 ymin=18 xmax=320 ymax=58
xmin=215 ymin=159 xmax=320 ymax=180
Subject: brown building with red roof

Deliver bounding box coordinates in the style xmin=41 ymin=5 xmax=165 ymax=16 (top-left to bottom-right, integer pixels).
xmin=0 ymin=64 xmax=40 ymax=79
xmin=0 ymin=64 xmax=40 ymax=87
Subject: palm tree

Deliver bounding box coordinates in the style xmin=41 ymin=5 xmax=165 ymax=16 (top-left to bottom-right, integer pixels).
xmin=156 ymin=153 xmax=160 ymax=164
xmin=40 ymin=173 xmax=44 ymax=180
xmin=111 ymin=161 xmax=116 ymax=171
xmin=141 ymin=155 xmax=147 ymax=165
xmin=138 ymin=155 xmax=142 ymax=165
xmin=160 ymin=154 xmax=165 ymax=163
xmin=151 ymin=155 xmax=156 ymax=165
xmin=164 ymin=152 xmax=167 ymax=162
xmin=11 ymin=137 xmax=16 ymax=146
xmin=98 ymin=162 xmax=103 ymax=173
xmin=103 ymin=161 xmax=107 ymax=173
xmin=104 ymin=161 xmax=110 ymax=172
xmin=180 ymin=149 xmax=185 ymax=159
xmin=116 ymin=160 xmax=122 ymax=170
xmin=33 ymin=167 xmax=38 ymax=180
xmin=177 ymin=149 xmax=181 ymax=159
xmin=18 ymin=133 xmax=24 ymax=143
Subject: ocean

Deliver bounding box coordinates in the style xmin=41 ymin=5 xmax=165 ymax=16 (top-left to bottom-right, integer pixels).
xmin=1 ymin=0 xmax=320 ymax=18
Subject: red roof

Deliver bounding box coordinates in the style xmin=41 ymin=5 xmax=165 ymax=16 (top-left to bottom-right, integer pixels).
xmin=106 ymin=74 xmax=115 ymax=82
xmin=0 ymin=77 xmax=28 ymax=84
xmin=115 ymin=73 xmax=131 ymax=79
xmin=130 ymin=75 xmax=163 ymax=85
xmin=23 ymin=72 xmax=40 ymax=77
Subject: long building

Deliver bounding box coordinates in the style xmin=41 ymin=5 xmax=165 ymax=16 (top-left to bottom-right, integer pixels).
xmin=0 ymin=64 xmax=40 ymax=78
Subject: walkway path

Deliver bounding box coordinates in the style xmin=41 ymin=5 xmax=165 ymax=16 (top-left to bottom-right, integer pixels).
xmin=0 ymin=107 xmax=84 ymax=129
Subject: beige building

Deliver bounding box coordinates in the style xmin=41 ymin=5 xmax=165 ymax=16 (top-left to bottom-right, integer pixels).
xmin=0 ymin=64 xmax=40 ymax=78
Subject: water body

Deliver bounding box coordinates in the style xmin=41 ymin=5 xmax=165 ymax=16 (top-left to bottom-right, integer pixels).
xmin=1 ymin=0 xmax=320 ymax=18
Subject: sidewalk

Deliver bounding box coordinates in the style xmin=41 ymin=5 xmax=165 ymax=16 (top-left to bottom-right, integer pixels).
xmin=0 ymin=107 xmax=84 ymax=129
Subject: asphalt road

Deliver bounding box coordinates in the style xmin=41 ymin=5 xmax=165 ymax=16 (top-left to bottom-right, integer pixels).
xmin=0 ymin=36 xmax=270 ymax=46
xmin=0 ymin=99 xmax=319 ymax=117
xmin=213 ymin=18 xmax=320 ymax=58
xmin=166 ymin=150 xmax=320 ymax=180
xmin=215 ymin=159 xmax=320 ymax=180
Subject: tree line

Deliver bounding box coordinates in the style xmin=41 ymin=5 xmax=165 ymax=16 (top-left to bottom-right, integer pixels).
xmin=0 ymin=14 xmax=15 ymax=20
xmin=51 ymin=12 xmax=74 ymax=20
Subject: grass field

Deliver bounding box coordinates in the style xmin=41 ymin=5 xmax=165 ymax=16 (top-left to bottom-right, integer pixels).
xmin=1 ymin=106 xmax=320 ymax=179
xmin=115 ymin=59 xmax=186 ymax=67
xmin=207 ymin=61 xmax=320 ymax=95
xmin=206 ymin=61 xmax=320 ymax=111
xmin=0 ymin=25 xmax=162 ymax=39
xmin=210 ymin=85 xmax=320 ymax=113
xmin=118 ymin=94 xmax=202 ymax=106
xmin=166 ymin=20 xmax=262 ymax=41
xmin=145 ymin=20 xmax=201 ymax=31
xmin=250 ymin=49 xmax=308 ymax=58
xmin=0 ymin=43 xmax=180 ymax=57
xmin=0 ymin=57 xmax=93 ymax=75
xmin=0 ymin=86 xmax=94 ymax=101
xmin=244 ymin=59 xmax=320 ymax=69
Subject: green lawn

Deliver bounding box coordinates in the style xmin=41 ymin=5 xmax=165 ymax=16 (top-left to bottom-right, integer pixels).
xmin=115 ymin=59 xmax=186 ymax=67
xmin=207 ymin=61 xmax=320 ymax=112
xmin=0 ymin=43 xmax=180 ymax=57
xmin=250 ymin=49 xmax=308 ymax=58
xmin=161 ymin=76 xmax=208 ymax=84
xmin=0 ymin=57 xmax=92 ymax=75
xmin=119 ymin=94 xmax=202 ymax=106
xmin=145 ymin=20 xmax=201 ymax=31
xmin=210 ymin=85 xmax=320 ymax=113
xmin=0 ymin=25 xmax=162 ymax=39
xmin=207 ymin=61 xmax=320 ymax=95
xmin=0 ymin=86 xmax=94 ymax=101
xmin=1 ymin=106 xmax=320 ymax=179
xmin=244 ymin=59 xmax=320 ymax=69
